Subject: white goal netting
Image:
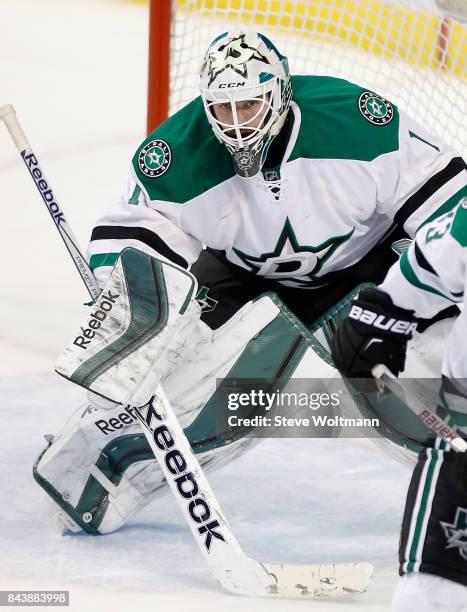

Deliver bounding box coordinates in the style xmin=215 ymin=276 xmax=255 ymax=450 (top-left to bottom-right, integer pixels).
xmin=168 ymin=0 xmax=467 ymax=156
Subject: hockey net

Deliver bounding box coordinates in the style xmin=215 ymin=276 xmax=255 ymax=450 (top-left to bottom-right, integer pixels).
xmin=148 ymin=0 xmax=466 ymax=157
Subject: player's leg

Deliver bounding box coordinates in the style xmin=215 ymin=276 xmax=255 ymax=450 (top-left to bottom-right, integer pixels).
xmin=393 ymin=300 xmax=467 ymax=610
xmin=393 ymin=438 xmax=467 ymax=610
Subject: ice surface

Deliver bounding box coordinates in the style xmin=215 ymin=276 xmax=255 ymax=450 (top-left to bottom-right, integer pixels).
xmin=0 ymin=1 xmax=427 ymax=609
xmin=0 ymin=375 xmax=411 ymax=611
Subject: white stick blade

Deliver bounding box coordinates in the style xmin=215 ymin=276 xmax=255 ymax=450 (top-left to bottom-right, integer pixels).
xmin=263 ymin=561 xmax=373 ymax=597
xmin=212 ymin=558 xmax=373 ymax=598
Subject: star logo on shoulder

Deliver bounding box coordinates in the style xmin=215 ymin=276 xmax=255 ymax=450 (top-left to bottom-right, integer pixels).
xmin=368 ymin=99 xmax=383 ymax=116
xmin=148 ymin=149 xmax=162 ymax=166
xmin=358 ymin=91 xmax=394 ymax=125
xmin=233 ymin=218 xmax=354 ymax=288
xmin=138 ymin=139 xmax=172 ymax=178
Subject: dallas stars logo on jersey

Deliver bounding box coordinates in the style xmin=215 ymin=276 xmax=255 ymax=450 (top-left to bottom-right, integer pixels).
xmin=440 ymin=507 xmax=467 ymax=560
xmin=138 ymin=140 xmax=171 ymax=178
xmin=358 ymin=91 xmax=394 ymax=125
xmin=233 ymin=217 xmax=354 ymax=288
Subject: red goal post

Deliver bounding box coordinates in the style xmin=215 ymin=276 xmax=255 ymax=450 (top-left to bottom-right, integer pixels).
xmin=147 ymin=0 xmax=171 ymax=134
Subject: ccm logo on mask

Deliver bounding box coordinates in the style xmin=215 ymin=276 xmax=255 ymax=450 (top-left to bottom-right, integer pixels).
xmin=218 ymin=82 xmax=246 ymax=88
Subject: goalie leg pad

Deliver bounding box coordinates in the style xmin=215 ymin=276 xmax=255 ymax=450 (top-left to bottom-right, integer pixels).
xmin=56 ymin=247 xmax=200 ymax=403
xmin=35 ymin=292 xmax=332 ymax=534
xmin=34 ymin=400 xmax=253 ymax=535
xmin=34 ymin=394 xmax=159 ymax=535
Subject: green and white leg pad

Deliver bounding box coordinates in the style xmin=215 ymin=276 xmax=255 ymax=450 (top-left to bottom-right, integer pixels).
xmin=35 ymin=248 xmax=329 ymax=534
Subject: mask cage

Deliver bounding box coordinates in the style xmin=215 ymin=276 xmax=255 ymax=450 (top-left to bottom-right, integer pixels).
xmin=201 ymin=78 xmax=282 ymax=151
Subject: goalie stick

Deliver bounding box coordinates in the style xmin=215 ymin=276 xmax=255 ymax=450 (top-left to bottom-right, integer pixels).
xmin=129 ymin=385 xmax=373 ymax=597
xmin=372 ymin=365 xmax=467 ymax=453
xmin=1 ymin=104 xmax=373 ymax=598
xmin=0 ymin=105 xmax=100 ymax=301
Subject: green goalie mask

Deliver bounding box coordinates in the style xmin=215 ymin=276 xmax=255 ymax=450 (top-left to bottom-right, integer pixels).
xmin=199 ymin=31 xmax=292 ymax=178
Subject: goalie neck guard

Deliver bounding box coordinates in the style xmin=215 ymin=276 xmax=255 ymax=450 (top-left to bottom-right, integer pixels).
xmin=199 ymin=31 xmax=292 ymax=178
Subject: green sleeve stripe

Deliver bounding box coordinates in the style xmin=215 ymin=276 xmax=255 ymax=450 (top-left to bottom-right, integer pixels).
xmin=417 ymin=185 xmax=467 ymax=230
xmin=128 ymin=185 xmax=141 ymax=205
xmin=399 ymin=251 xmax=455 ymax=302
xmin=89 ymin=253 xmax=120 ymax=271
xmin=450 ymin=201 xmax=467 ymax=247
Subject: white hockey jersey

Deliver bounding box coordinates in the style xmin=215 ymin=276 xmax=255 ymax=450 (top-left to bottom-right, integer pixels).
xmin=87 ymin=76 xmax=467 ymax=294
xmin=380 ymin=196 xmax=467 ymax=383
